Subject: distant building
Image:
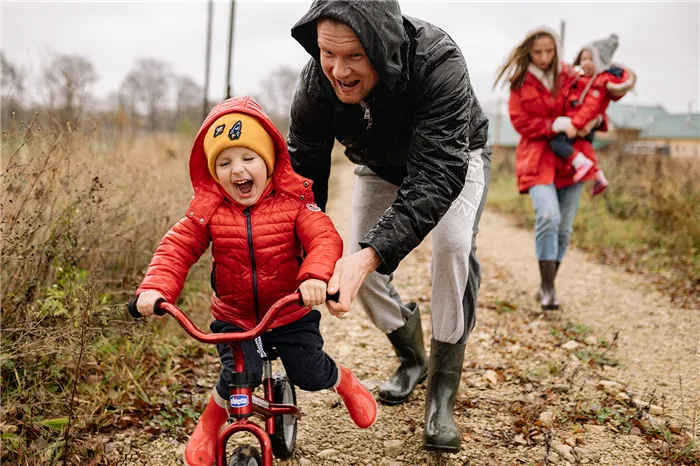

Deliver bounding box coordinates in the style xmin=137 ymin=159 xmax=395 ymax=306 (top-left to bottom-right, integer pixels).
xmin=637 ymin=113 xmax=700 ymax=158
xmin=488 ymin=102 xmax=700 ymax=159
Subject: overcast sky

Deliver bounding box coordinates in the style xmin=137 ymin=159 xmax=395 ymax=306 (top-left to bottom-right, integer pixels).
xmin=3 ymin=1 xmax=699 ymax=113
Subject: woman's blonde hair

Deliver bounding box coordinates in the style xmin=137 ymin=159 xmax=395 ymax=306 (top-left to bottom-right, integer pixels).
xmin=494 ymin=30 xmax=560 ymax=94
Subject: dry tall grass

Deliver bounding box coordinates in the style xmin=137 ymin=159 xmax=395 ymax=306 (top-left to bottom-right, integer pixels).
xmin=2 ymin=120 xmax=698 ymax=463
xmin=1 ymin=119 xmax=202 ymax=464
xmin=487 ymin=148 xmax=700 ymax=307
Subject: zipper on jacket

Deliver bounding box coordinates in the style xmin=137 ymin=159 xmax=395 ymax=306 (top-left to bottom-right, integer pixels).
xmin=243 ymin=207 xmax=260 ymax=323
xmin=360 ymin=99 xmax=373 ymax=130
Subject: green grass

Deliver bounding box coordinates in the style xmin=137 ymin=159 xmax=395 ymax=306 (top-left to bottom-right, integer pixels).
xmin=575 ymin=349 xmax=620 ymax=367
xmin=486 ymin=150 xmax=699 ymax=307
xmin=1 ymin=125 xmax=212 ymax=464
xmin=494 ymin=299 xmax=518 ymax=314
xmin=489 ymin=170 xmax=679 ymax=257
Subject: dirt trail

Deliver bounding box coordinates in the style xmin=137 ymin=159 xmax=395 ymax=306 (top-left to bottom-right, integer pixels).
xmin=476 ymin=208 xmax=700 ymax=427
xmin=108 ymin=158 xmax=697 ymax=466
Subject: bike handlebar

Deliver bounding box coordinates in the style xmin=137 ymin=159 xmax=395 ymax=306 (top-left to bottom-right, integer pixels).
xmin=127 ymin=291 xmax=340 ymax=345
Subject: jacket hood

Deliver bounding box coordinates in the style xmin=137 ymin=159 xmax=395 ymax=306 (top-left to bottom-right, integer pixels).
xmin=574 ymin=34 xmax=619 ymax=74
xmin=525 ymin=25 xmax=563 ymax=73
xmin=188 ymin=97 xmax=314 ymax=217
xmin=291 ymin=0 xmax=407 ymax=92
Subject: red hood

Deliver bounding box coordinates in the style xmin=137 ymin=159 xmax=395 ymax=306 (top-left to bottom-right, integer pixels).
xmin=188 ymin=96 xmax=315 ymax=218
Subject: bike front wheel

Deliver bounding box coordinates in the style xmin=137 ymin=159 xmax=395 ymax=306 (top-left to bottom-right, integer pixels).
xmin=228 ymin=444 xmax=262 ymax=466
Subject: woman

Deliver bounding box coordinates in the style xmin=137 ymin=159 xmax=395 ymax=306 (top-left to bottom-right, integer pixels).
xmin=495 ymin=27 xmax=600 ymax=310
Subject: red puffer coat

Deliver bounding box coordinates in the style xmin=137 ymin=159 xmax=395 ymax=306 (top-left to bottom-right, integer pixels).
xmin=509 ymin=65 xmax=599 ymax=194
xmin=565 ymin=67 xmax=633 ymax=129
xmin=137 ymin=97 xmax=343 ymax=330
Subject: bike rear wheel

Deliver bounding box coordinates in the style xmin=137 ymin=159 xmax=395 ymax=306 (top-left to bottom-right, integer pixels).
xmin=270 ymin=372 xmax=297 ymax=459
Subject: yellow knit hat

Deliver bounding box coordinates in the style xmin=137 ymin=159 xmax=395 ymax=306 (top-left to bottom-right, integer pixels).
xmin=203 ymin=113 xmax=275 ymax=182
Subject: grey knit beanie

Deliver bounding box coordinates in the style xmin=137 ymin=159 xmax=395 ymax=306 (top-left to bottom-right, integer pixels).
xmin=576 ymin=33 xmax=619 ymax=73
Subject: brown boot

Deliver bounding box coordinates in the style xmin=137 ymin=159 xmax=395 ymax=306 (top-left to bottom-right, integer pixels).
xmin=535 ymin=261 xmax=560 ymax=305
xmin=538 ymin=260 xmax=560 ymax=310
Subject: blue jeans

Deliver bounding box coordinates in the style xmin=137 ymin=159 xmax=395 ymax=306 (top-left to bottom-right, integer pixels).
xmin=528 ymin=183 xmax=584 ymax=262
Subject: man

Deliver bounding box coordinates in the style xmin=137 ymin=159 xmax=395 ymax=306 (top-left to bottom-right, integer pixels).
xmin=288 ymin=0 xmax=490 ymax=452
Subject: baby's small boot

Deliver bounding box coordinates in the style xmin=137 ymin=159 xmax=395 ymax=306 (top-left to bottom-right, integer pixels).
xmin=570 ymin=152 xmax=595 ymax=183
xmin=591 ymin=169 xmax=609 ymax=197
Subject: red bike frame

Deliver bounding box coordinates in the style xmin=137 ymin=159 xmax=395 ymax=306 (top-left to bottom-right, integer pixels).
xmin=153 ymin=293 xmax=303 ymax=466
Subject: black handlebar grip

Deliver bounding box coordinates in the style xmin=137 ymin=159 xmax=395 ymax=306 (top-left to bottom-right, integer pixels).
xmin=153 ymin=298 xmax=167 ymax=316
xmin=128 ymin=297 xmax=141 ymax=318
xmin=128 ymin=296 xmax=166 ymax=318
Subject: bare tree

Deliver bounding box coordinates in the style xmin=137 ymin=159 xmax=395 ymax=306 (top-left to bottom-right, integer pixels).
xmin=175 ymin=75 xmax=203 ymax=127
xmin=1 ymin=52 xmax=24 ymax=97
xmin=119 ymin=72 xmax=141 ymax=128
xmin=96 ymin=91 xmax=130 ymax=139
xmin=42 ymin=53 xmax=97 ymax=123
xmin=122 ymin=59 xmax=172 ymax=131
xmin=1 ymin=52 xmax=26 ymax=128
xmin=255 ymin=66 xmax=300 ymax=130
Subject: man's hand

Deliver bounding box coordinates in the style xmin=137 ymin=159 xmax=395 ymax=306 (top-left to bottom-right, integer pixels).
xmin=137 ymin=290 xmax=165 ymax=317
xmin=565 ymin=123 xmax=578 ymax=139
xmin=326 ymin=247 xmax=381 ymax=317
xmin=299 ymin=279 xmax=327 ymax=306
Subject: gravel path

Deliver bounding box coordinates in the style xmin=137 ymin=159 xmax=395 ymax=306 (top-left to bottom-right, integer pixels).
xmin=102 ymin=157 xmax=697 ymax=466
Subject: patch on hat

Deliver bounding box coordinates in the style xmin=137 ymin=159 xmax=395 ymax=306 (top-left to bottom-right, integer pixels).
xmin=229 ymin=120 xmax=242 ymax=141
xmin=306 ymin=203 xmax=321 ymax=212
xmin=213 ymin=124 xmax=225 ymax=138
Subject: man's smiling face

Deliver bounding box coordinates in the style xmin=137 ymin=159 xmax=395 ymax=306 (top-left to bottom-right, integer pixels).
xmin=317 ymin=17 xmax=380 ymax=104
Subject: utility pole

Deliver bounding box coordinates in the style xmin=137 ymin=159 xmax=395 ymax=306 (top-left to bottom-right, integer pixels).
xmin=202 ymin=0 xmax=213 ymax=121
xmin=225 ymin=0 xmax=236 ymax=99
xmin=493 ymin=97 xmax=503 ymax=148
xmin=560 ymin=20 xmax=566 ymax=59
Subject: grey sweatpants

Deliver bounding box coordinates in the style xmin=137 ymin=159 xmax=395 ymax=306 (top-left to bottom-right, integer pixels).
xmin=350 ymin=149 xmax=491 ymax=344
